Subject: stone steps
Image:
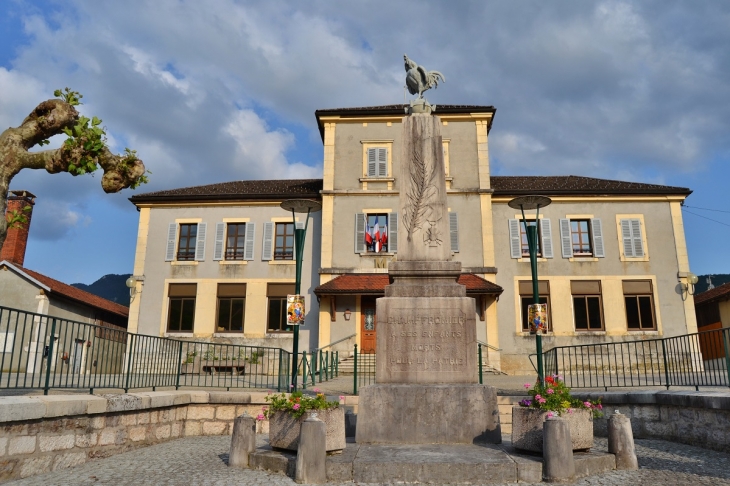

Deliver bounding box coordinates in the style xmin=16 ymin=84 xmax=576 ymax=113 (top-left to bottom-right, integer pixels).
xmin=497 ymin=395 xmax=527 ymax=435
xmin=338 ymin=355 xmax=377 ymax=375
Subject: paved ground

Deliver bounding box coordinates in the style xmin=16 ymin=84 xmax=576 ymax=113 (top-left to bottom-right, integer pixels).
xmin=7 ymin=435 xmax=730 ymax=485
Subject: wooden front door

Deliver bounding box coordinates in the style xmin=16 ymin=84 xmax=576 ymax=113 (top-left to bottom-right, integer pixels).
xmin=361 ymin=297 xmax=377 ymax=354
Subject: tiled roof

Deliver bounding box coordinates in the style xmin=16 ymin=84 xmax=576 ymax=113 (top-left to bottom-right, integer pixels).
xmin=12 ymin=265 xmax=129 ymax=318
xmin=314 ymin=273 xmax=503 ymax=296
xmin=314 ymin=104 xmax=497 ymax=140
xmin=491 ymin=175 xmax=691 ymax=197
xmin=694 ymin=282 xmax=730 ymax=306
xmin=130 ymin=179 xmax=323 ymax=204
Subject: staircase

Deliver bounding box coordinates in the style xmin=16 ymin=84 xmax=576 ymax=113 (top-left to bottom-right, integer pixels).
xmin=338 ymin=354 xmax=377 ymax=375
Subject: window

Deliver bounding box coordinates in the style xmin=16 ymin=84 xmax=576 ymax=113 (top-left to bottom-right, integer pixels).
xmin=520 ymin=222 xmax=542 ymax=257
xmin=619 ymin=218 xmax=645 ymax=259
xmin=167 ymin=284 xmax=196 ymax=332
xmin=623 ymin=280 xmax=656 ymax=330
xmin=355 ymin=213 xmax=398 ymax=254
xmin=570 ymin=220 xmax=592 ymax=256
xmin=274 ymin=223 xmax=294 ymax=260
xmin=559 ymin=218 xmax=604 ymax=258
xmin=509 ymin=219 xmax=553 ymax=259
xmin=216 ymin=284 xmax=246 ymax=332
xmin=225 ymin=223 xmax=246 ymax=260
xmin=267 ymin=283 xmax=295 ymax=332
xmin=177 ymin=224 xmax=197 ymax=261
xmin=519 ymin=281 xmax=551 ymax=332
xmin=366 ymin=147 xmax=388 ymax=177
xmin=571 ymin=281 xmax=603 ymax=331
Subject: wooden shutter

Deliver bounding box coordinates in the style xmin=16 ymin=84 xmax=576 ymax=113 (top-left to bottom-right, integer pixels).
xmin=194 ymin=223 xmax=207 ymax=261
xmin=540 ymin=219 xmax=553 ymax=258
xmin=389 ymin=213 xmax=398 ymax=252
xmin=367 ymin=148 xmax=377 ymax=176
xmin=377 ymin=148 xmax=388 ymax=177
xmin=631 ymin=219 xmax=644 ymax=257
xmin=213 ymin=223 xmax=225 ymax=261
xmin=165 ymin=223 xmax=177 ymax=261
xmin=244 ymin=223 xmax=256 ymax=260
xmin=262 ymin=222 xmax=274 ymax=261
xmin=621 ymin=219 xmax=634 ymax=258
xmin=355 ymin=213 xmax=366 ymax=253
xmin=508 ymin=219 xmax=521 ymax=259
xmin=559 ymin=219 xmax=573 ymax=258
xmin=591 ymin=218 xmax=605 ymax=258
xmin=449 ymin=212 xmax=459 ymax=252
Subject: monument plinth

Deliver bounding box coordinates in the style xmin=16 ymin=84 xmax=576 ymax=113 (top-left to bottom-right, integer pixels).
xmin=356 ymin=86 xmax=501 ymax=444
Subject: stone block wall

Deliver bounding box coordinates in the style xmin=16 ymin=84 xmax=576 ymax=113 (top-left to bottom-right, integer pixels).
xmin=0 ymin=391 xmax=272 ymax=481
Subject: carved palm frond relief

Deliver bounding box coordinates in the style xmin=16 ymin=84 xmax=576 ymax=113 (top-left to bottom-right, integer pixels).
xmin=402 ymin=135 xmax=439 ymax=242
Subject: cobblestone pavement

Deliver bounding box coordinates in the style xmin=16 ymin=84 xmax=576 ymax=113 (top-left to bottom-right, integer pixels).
xmin=8 ymin=435 xmax=730 ymax=485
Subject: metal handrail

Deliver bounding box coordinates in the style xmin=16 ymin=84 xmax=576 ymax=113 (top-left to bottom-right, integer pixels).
xmin=315 ymin=334 xmax=356 ymax=354
xmin=477 ymin=340 xmax=501 ymax=351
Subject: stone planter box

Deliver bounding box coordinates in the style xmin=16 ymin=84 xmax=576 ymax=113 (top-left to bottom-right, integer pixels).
xmin=511 ymin=406 xmax=593 ymax=453
xmin=268 ymin=407 xmax=345 ymax=452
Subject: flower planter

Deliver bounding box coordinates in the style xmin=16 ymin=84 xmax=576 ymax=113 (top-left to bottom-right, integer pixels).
xmin=511 ymin=406 xmax=593 ymax=453
xmin=268 ymin=407 xmax=345 ymax=452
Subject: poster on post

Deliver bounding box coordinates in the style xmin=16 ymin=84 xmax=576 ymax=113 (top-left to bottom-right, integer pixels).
xmin=287 ymin=295 xmax=305 ymax=326
xmin=527 ymin=303 xmax=548 ymax=334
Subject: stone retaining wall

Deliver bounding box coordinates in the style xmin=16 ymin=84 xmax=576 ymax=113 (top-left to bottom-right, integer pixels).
xmin=0 ymin=391 xmax=272 ymax=482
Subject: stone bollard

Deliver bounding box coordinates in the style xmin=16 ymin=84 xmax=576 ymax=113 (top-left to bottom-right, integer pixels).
xmin=295 ymin=415 xmax=327 ymax=484
xmin=608 ymin=411 xmax=638 ymax=470
xmin=543 ymin=417 xmax=575 ymax=483
xmin=229 ymin=413 xmax=257 ymax=468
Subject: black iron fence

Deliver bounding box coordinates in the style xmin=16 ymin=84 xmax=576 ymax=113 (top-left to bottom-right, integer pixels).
xmin=542 ymin=327 xmax=730 ymax=390
xmin=0 ymin=305 xmax=299 ymax=394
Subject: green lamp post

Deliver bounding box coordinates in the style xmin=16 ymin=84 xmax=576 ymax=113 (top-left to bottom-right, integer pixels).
xmin=280 ymin=199 xmax=322 ymax=392
xmin=508 ymin=195 xmax=552 ymax=387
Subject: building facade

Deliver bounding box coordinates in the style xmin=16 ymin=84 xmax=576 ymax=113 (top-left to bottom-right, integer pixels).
xmin=128 ymin=104 xmax=698 ymax=374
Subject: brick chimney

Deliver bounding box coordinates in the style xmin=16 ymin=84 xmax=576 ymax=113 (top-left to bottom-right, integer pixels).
xmin=1 ymin=190 xmax=36 ymax=266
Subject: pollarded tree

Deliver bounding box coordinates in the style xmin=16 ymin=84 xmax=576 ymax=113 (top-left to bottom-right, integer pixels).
xmin=0 ymin=88 xmax=148 ymax=248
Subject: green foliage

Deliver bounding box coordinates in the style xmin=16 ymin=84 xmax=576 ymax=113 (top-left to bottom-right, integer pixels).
xmin=264 ymin=391 xmax=339 ymax=420
xmin=54 ymin=87 xmax=83 ymax=106
xmin=5 ymin=205 xmax=32 ymax=229
xmin=519 ymin=376 xmax=603 ymax=418
xmin=120 ymin=149 xmax=150 ymax=189
xmin=184 ymin=351 xmax=197 ymax=364
xmin=61 ymin=114 xmax=106 ymax=176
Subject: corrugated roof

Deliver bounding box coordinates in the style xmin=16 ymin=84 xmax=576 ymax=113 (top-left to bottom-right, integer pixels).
xmin=13 ymin=265 xmax=129 ymax=318
xmin=490 ymin=175 xmax=691 ymax=196
xmin=694 ymin=282 xmax=730 ymax=306
xmin=314 ymin=104 xmax=497 ymax=140
xmin=130 ymin=179 xmax=323 ymax=204
xmin=314 ymin=273 xmax=503 ymax=296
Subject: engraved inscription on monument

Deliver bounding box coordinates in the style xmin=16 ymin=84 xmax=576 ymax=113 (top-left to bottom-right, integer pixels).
xmin=376 ymin=297 xmax=477 ymax=384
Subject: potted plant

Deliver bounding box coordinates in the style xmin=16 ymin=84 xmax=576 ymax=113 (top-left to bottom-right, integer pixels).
xmin=512 ymin=375 xmax=602 ymax=453
xmin=263 ymin=389 xmax=345 ymax=452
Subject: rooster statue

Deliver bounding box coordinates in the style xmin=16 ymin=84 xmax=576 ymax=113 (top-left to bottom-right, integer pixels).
xmin=404 ymin=54 xmax=445 ymax=99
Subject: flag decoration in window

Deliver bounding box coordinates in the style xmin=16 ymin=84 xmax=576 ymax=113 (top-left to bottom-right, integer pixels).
xmin=365 ymin=214 xmax=389 ymax=253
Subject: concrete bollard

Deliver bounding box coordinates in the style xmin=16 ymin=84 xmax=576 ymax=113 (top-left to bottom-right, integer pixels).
xmin=608 ymin=411 xmax=638 ymax=470
xmin=229 ymin=413 xmax=257 ymax=468
xmin=543 ymin=417 xmax=575 ymax=483
xmin=295 ymin=415 xmax=327 ymax=484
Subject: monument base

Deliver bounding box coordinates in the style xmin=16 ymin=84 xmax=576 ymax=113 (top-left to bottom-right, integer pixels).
xmin=355 ymin=384 xmax=501 ymax=445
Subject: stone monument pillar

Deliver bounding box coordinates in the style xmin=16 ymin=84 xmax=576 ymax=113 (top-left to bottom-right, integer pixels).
xmin=355 ymin=111 xmax=501 ymax=445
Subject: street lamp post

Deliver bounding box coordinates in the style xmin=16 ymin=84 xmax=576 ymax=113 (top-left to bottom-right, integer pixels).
xmin=280 ymin=199 xmax=322 ymax=392
xmin=508 ymin=195 xmax=552 ymax=387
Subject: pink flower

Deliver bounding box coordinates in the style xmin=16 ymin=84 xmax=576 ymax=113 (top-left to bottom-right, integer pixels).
xmin=290 ymin=384 xmax=294 ymax=389
xmin=584 ymin=401 xmax=592 ymax=408
xmin=546 ymin=412 xmax=554 ymax=418
xmin=538 ymin=398 xmax=547 ymax=404
xmin=293 ymin=404 xmax=300 ymax=410
xmin=313 ymin=388 xmax=321 ymax=393
xmin=339 ymin=395 xmax=345 ymax=403
xmin=262 ymin=406 xmax=268 ymax=411
xmin=546 ymin=389 xmax=554 ymax=395
xmin=534 ymin=394 xmax=542 ymax=400
xmin=597 ymin=404 xmax=603 ymax=410
xmin=256 ymin=414 xmax=265 ymax=421
xmin=568 ymin=408 xmax=574 ymax=414
xmin=524 ymin=383 xmax=531 ymax=389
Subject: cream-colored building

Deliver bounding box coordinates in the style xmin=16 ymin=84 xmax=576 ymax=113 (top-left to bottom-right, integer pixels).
xmin=127 ymin=104 xmax=697 ymax=374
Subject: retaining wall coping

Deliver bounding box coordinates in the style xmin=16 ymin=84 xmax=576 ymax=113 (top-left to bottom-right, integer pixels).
xmin=208 ymin=392 xmax=250 ymax=404
xmin=0 ymin=397 xmax=46 ymax=422
xmin=572 ymin=390 xmax=730 ymax=410
xmin=37 ymin=395 xmax=108 ymax=417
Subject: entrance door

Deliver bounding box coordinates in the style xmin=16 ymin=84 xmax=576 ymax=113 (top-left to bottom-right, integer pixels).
xmin=360 ymin=297 xmax=377 ymax=354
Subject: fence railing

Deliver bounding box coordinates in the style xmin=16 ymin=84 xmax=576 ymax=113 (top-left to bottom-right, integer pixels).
xmin=542 ymin=327 xmax=730 ymax=390
xmin=0 ymin=305 xmax=296 ymax=394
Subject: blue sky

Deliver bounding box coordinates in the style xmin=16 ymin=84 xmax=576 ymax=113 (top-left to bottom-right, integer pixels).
xmin=0 ymin=0 xmax=729 ymax=285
